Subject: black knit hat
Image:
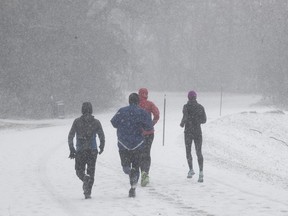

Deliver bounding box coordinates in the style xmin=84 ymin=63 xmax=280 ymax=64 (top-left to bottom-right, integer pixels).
xmin=82 ymin=102 xmax=93 ymax=114
xmin=129 ymin=93 xmax=139 ymax=105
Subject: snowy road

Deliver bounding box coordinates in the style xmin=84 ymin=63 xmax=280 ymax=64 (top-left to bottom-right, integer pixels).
xmin=1 ymin=92 xmax=288 ymax=216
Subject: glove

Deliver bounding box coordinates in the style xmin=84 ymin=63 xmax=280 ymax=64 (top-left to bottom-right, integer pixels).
xmin=68 ymin=148 xmax=76 ymax=159
xmin=152 ymin=120 xmax=157 ymax=126
xmin=99 ymin=148 xmax=104 ymax=155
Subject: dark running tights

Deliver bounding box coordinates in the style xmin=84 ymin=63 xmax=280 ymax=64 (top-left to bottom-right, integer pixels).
xmin=119 ymin=149 xmax=141 ymax=187
xmin=140 ymin=134 xmax=154 ymax=174
xmin=184 ymin=133 xmax=203 ymax=172
xmin=75 ymin=149 xmax=97 ymax=194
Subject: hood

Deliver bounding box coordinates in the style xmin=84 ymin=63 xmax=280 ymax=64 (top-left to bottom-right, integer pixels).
xmin=82 ymin=102 xmax=93 ymax=115
xmin=138 ymin=88 xmax=148 ymax=99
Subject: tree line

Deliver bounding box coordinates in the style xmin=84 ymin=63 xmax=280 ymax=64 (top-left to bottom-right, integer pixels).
xmin=0 ymin=0 xmax=287 ymax=118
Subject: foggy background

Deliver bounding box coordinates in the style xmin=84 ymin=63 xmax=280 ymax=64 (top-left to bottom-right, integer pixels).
xmin=1 ymin=0 xmax=288 ymax=118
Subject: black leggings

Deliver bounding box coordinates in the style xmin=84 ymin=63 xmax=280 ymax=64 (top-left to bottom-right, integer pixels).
xmin=184 ymin=133 xmax=203 ymax=171
xmin=140 ymin=134 xmax=154 ymax=174
xmin=119 ymin=149 xmax=141 ymax=187
xmin=75 ymin=149 xmax=97 ymax=194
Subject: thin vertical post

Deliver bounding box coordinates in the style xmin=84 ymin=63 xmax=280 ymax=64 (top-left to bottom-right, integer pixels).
xmin=162 ymin=94 xmax=166 ymax=146
xmin=220 ymin=86 xmax=223 ymax=116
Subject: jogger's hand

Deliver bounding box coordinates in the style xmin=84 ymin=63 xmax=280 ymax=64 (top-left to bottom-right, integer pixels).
xmin=68 ymin=149 xmax=76 ymax=159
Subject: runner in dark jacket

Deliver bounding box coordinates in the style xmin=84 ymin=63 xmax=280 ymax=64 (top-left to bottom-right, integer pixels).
xmin=180 ymin=91 xmax=206 ymax=182
xmin=111 ymin=93 xmax=153 ymax=197
xmin=68 ymin=102 xmax=105 ymax=199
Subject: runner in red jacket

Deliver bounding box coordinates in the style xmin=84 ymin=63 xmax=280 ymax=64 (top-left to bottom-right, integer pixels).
xmin=138 ymin=88 xmax=160 ymax=186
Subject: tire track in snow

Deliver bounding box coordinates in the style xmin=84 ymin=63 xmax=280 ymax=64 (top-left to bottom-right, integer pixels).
xmin=97 ymin=160 xmax=147 ymax=216
xmin=145 ymin=186 xmax=215 ymax=216
xmin=37 ymin=140 xmax=81 ymax=216
xmin=97 ymin=160 xmax=213 ymax=216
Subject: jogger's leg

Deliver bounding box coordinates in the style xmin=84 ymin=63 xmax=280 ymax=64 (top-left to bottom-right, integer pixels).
xmin=194 ymin=135 xmax=203 ymax=172
xmin=75 ymin=151 xmax=86 ymax=181
xmin=119 ymin=150 xmax=131 ymax=174
xmin=130 ymin=150 xmax=141 ymax=187
xmin=86 ymin=150 xmax=97 ymax=195
xmin=75 ymin=150 xmax=91 ymax=197
xmin=184 ymin=133 xmax=193 ymax=170
xmin=140 ymin=134 xmax=154 ymax=174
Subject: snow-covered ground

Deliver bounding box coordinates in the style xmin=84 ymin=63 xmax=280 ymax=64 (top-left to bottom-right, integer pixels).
xmin=1 ymin=92 xmax=288 ymax=216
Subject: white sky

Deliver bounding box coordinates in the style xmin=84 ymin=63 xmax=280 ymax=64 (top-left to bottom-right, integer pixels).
xmin=0 ymin=92 xmax=288 ymax=216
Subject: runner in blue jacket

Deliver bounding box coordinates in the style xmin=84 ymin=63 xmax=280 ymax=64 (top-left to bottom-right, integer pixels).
xmin=111 ymin=93 xmax=153 ymax=197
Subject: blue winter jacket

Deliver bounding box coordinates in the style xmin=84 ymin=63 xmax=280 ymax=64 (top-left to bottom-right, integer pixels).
xmin=111 ymin=104 xmax=153 ymax=151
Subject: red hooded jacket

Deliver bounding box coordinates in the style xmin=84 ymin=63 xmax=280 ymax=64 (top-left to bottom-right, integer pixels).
xmin=138 ymin=88 xmax=160 ymax=135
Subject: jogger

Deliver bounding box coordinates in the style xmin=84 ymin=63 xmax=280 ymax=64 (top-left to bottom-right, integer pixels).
xmin=111 ymin=93 xmax=153 ymax=197
xmin=68 ymin=102 xmax=105 ymax=199
xmin=180 ymin=91 xmax=206 ymax=182
xmin=138 ymin=88 xmax=159 ymax=186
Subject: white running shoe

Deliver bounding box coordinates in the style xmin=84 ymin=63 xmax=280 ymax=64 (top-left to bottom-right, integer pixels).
xmin=141 ymin=171 xmax=149 ymax=187
xmin=198 ymin=171 xmax=204 ymax=183
xmin=187 ymin=169 xmax=195 ymax=178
